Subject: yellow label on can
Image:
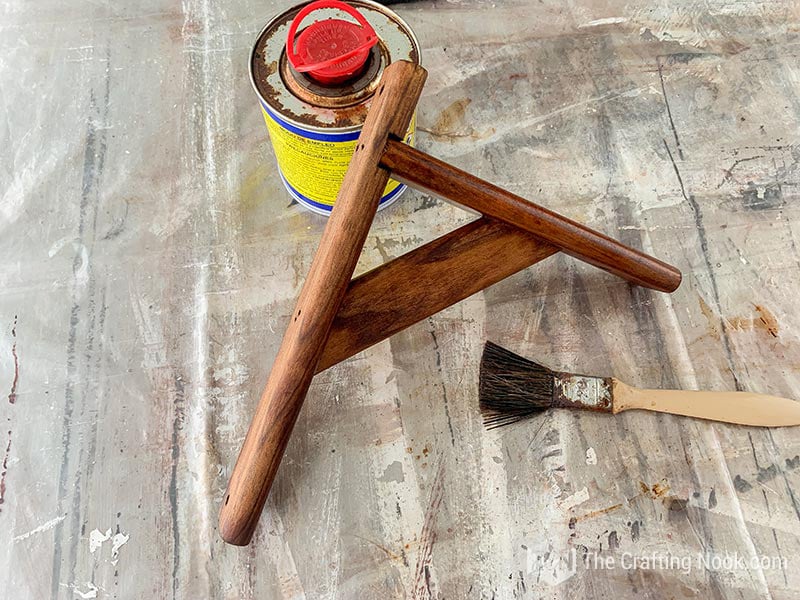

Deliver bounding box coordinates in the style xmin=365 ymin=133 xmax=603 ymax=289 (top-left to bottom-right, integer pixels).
xmin=261 ymin=103 xmax=414 ymax=213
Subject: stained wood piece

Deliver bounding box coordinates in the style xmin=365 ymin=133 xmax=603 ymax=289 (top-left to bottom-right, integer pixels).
xmin=318 ymin=218 xmax=557 ymax=373
xmin=224 ymin=46 xmax=683 ymax=547
xmin=218 ymin=60 xmax=428 ymax=546
xmin=380 ymin=139 xmax=682 ymax=293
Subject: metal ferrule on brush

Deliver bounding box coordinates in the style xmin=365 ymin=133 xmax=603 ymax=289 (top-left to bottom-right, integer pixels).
xmin=552 ymin=372 xmax=614 ymax=413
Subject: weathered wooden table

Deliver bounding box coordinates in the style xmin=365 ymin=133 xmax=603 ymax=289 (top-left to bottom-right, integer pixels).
xmin=1 ymin=0 xmax=799 ymax=598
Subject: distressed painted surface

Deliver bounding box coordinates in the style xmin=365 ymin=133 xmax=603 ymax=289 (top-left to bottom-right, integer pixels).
xmin=1 ymin=0 xmax=799 ymax=598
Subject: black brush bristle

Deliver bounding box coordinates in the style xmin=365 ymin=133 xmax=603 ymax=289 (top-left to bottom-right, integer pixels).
xmin=479 ymin=342 xmax=555 ymax=429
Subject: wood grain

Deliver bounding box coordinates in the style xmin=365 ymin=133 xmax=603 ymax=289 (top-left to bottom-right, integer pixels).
xmin=218 ymin=61 xmax=428 ymax=546
xmin=380 ymin=139 xmax=682 ymax=293
xmin=317 ymin=218 xmax=557 ymax=373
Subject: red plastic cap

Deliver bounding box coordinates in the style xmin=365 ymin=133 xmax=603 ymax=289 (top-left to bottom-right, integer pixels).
xmin=287 ymin=0 xmax=378 ymax=85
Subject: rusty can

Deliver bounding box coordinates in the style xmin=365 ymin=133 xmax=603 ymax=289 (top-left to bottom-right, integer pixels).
xmin=249 ymin=0 xmax=421 ymax=216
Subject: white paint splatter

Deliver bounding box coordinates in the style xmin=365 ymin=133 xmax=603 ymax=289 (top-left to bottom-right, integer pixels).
xmin=73 ymin=582 xmax=99 ymax=599
xmin=578 ymin=17 xmax=627 ymax=28
xmin=48 ymin=236 xmax=73 ymax=258
xmin=89 ymin=528 xmax=112 ymax=553
xmin=12 ymin=515 xmax=65 ymax=542
xmin=559 ymin=487 xmax=590 ymax=510
xmin=90 ymin=527 xmax=130 ymax=565
xmin=737 ymin=248 xmax=749 ymax=265
xmin=111 ymin=532 xmax=130 ymax=559
xmin=586 ymin=447 xmax=598 ymax=465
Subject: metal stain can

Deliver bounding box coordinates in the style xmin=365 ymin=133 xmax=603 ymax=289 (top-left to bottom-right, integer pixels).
xmin=249 ymin=0 xmax=421 ymax=216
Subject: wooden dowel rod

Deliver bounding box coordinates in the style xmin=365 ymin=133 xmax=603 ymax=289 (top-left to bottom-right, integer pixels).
xmin=219 ymin=61 xmax=427 ymax=546
xmin=380 ymin=140 xmax=682 ymax=293
xmin=317 ymin=218 xmax=557 ymax=373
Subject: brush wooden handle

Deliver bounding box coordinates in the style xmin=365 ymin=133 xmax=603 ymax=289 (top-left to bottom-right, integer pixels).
xmin=380 ymin=140 xmax=682 ymax=293
xmin=318 ymin=218 xmax=557 ymax=372
xmin=219 ymin=61 xmax=427 ymax=546
xmin=612 ymin=380 xmax=800 ymax=426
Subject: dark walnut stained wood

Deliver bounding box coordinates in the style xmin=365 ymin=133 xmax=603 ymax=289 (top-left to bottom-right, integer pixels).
xmin=224 ymin=60 xmax=684 ymax=546
xmin=380 ymin=139 xmax=682 ymax=293
xmin=317 ymin=218 xmax=557 ymax=373
xmin=218 ymin=61 xmax=428 ymax=546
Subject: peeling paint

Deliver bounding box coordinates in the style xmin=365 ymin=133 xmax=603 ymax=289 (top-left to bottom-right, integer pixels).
xmin=89 ymin=528 xmax=112 ymax=554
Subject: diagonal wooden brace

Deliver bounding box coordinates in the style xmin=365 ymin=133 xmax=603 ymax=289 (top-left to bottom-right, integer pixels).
xmin=319 ymin=217 xmax=557 ymax=373
xmin=220 ymin=61 xmax=681 ymax=545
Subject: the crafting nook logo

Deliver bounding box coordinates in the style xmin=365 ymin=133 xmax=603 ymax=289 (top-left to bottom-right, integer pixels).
xmin=696 ymin=551 xmax=787 ymax=572
xmin=522 ymin=541 xmax=578 ymax=585
xmin=523 ymin=543 xmax=787 ymax=582
xmin=613 ymin=552 xmax=694 ymax=575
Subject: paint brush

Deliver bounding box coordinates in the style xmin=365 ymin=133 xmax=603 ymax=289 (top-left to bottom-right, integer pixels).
xmin=479 ymin=342 xmax=800 ymax=428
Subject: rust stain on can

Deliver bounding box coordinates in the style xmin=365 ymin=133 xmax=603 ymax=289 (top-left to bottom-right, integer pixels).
xmin=250 ymin=0 xmax=419 ymax=130
xmin=248 ymin=0 xmax=420 ymax=214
